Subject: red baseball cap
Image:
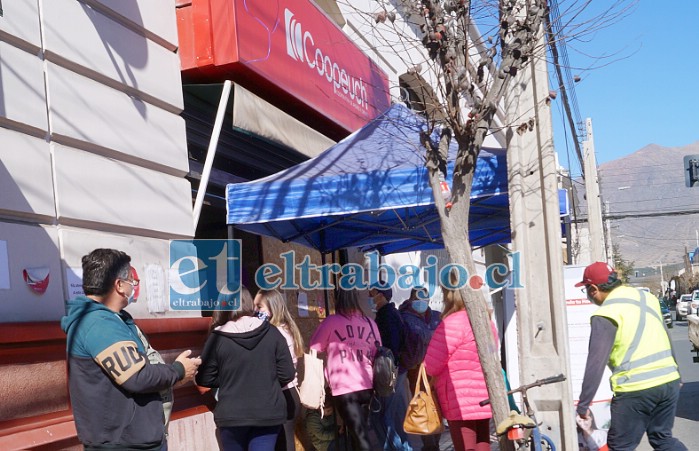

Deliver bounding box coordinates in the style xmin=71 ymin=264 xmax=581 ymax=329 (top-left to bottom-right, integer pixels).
xmin=575 ymin=262 xmax=616 ymax=287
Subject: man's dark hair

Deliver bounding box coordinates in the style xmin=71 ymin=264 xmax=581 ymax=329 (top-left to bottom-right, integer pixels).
xmin=82 ymin=249 xmax=131 ymax=296
xmin=597 ymin=271 xmax=622 ymax=293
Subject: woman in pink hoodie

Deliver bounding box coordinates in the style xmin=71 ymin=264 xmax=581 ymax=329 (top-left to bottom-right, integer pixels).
xmin=424 ymin=285 xmax=495 ymax=451
xmin=309 ymin=288 xmax=380 ymax=451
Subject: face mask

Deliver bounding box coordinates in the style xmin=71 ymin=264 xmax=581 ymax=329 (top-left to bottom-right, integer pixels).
xmin=367 ymin=297 xmax=376 ymax=312
xmin=256 ymin=310 xmax=270 ymax=322
xmin=412 ymin=300 xmax=429 ymax=314
xmin=126 ymin=288 xmax=136 ymax=305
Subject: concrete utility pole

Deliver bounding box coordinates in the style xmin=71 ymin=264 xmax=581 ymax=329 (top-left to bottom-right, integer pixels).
xmin=604 ymin=200 xmax=613 ymax=265
xmin=583 ymin=119 xmax=606 ymax=263
xmin=659 ymin=261 xmax=665 ymax=294
xmin=504 ymin=28 xmax=577 ymax=450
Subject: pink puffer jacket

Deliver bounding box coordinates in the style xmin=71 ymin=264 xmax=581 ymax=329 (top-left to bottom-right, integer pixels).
xmin=424 ymin=310 xmax=495 ymax=421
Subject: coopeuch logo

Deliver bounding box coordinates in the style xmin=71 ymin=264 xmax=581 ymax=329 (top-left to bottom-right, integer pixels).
xmin=284 ymin=8 xmax=369 ymax=110
xmin=285 ymin=8 xmax=305 ymax=62
xmin=169 ymin=240 xmax=242 ymax=311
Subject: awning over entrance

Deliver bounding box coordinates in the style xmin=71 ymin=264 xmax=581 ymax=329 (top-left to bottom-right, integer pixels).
xmin=225 ymin=103 xmax=523 ymax=253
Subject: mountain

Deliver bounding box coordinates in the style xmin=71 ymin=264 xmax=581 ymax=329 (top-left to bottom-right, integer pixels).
xmin=573 ymin=141 xmax=699 ymax=269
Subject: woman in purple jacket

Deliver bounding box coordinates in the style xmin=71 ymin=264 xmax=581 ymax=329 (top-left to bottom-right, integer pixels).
xmin=424 ymin=285 xmax=496 ymax=451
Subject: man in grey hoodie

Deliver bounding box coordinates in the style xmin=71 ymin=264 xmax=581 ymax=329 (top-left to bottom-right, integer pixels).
xmin=62 ymin=248 xmax=200 ymax=450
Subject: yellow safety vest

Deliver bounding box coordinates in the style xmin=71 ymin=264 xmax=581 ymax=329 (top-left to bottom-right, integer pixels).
xmin=592 ymin=286 xmax=679 ymax=393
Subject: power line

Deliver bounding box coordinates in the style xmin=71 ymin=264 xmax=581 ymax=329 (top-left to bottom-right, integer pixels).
xmin=615 ymin=233 xmax=699 ymax=243
xmin=572 ymin=208 xmax=699 ymax=222
xmin=546 ymin=0 xmax=585 ymax=173
xmin=605 ymin=208 xmax=699 ymax=221
xmin=604 ymin=200 xmax=698 ymax=209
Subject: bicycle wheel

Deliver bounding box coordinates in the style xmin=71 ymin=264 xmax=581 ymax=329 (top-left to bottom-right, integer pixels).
xmin=538 ymin=434 xmax=555 ymax=451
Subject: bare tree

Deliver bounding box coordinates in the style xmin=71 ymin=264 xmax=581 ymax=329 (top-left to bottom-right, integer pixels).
xmin=415 ymin=3 xmax=548 ymax=445
xmin=335 ymin=0 xmax=636 ymax=446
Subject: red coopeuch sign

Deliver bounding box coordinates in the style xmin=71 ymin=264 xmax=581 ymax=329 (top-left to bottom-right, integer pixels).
xmin=178 ymin=0 xmax=391 ymax=133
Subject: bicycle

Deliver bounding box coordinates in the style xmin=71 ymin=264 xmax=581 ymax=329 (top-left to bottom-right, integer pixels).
xmin=480 ymin=373 xmax=566 ymax=451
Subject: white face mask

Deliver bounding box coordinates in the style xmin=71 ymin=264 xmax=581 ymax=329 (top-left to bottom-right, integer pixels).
xmin=126 ymin=287 xmax=136 ymax=305
xmin=412 ymin=299 xmax=429 ymax=314
xmin=367 ymin=297 xmax=376 ymax=312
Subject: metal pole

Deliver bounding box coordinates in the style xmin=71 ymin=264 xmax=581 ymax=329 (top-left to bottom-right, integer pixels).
xmin=193 ymin=80 xmax=233 ymax=230
xmin=322 ymin=253 xmax=329 ymax=314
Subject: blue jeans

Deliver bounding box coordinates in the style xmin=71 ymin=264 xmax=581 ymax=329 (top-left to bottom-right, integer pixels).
xmin=371 ymin=371 xmax=413 ymax=451
xmin=607 ymin=379 xmax=687 ymax=450
xmin=219 ymin=425 xmax=282 ymax=451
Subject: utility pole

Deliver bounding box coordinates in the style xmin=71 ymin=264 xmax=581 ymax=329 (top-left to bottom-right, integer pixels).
xmin=604 ymin=201 xmax=613 ymax=265
xmin=659 ymin=261 xmax=665 ymax=295
xmin=583 ymin=118 xmax=606 ymax=263
xmin=504 ymin=24 xmax=577 ymax=449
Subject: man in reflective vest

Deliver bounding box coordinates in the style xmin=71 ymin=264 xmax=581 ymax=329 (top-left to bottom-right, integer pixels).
xmin=575 ymin=262 xmax=686 ymax=450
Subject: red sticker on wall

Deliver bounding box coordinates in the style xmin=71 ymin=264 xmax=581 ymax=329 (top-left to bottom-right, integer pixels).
xmin=131 ymin=267 xmax=140 ymax=300
xmin=23 ymin=267 xmax=50 ymax=294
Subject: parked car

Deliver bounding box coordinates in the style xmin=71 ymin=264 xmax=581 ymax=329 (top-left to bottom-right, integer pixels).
xmin=659 ymin=298 xmax=673 ymax=328
xmin=676 ymin=294 xmax=692 ymax=321
xmin=691 ymin=290 xmax=699 ymax=316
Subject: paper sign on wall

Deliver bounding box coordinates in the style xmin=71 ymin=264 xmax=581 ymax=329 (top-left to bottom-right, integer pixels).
xmin=66 ymin=267 xmax=84 ymax=298
xmin=0 ymin=240 xmax=9 ymax=289
xmin=297 ymin=292 xmax=309 ymax=317
xmin=145 ymin=264 xmax=166 ymax=313
xmin=319 ymin=295 xmax=328 ymax=318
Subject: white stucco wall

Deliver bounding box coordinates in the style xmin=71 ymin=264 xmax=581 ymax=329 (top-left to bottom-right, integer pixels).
xmin=0 ymin=0 xmax=193 ymax=321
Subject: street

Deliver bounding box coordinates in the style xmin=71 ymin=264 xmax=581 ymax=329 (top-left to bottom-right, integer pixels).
xmin=635 ymin=319 xmax=699 ymax=450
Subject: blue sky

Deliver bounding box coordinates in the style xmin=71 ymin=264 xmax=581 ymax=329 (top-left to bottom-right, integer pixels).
xmin=552 ymin=1 xmax=699 ymax=172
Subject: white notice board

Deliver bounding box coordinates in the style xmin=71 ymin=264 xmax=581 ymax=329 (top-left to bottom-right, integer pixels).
xmin=565 ymin=265 xmax=613 ymax=430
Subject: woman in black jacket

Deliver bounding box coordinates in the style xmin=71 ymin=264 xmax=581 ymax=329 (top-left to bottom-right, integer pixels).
xmin=197 ymin=287 xmax=296 ymax=451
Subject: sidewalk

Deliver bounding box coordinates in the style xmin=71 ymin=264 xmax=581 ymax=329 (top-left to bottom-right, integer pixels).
xmin=405 ymin=422 xmax=503 ymax=451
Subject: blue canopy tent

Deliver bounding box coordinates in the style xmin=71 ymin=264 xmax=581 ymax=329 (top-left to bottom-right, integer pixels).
xmin=225 ymin=103 xmax=567 ymax=254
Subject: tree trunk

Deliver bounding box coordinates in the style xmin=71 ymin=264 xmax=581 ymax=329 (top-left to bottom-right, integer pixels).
xmin=427 ymin=160 xmax=513 ymax=450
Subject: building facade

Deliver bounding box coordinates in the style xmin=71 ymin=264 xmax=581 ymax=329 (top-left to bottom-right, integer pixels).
xmin=0 ymin=1 xmax=518 ymax=449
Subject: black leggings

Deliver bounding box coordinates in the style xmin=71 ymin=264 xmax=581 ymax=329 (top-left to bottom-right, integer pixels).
xmin=275 ymin=387 xmax=301 ymax=451
xmin=333 ymin=389 xmax=373 ymax=451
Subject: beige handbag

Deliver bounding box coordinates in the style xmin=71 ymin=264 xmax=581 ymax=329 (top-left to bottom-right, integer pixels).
xmin=403 ymin=363 xmax=444 ymax=435
xmin=298 ymin=349 xmax=326 ymax=411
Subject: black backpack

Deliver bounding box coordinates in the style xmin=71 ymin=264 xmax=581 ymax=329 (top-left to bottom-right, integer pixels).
xmin=367 ymin=318 xmax=397 ymax=397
